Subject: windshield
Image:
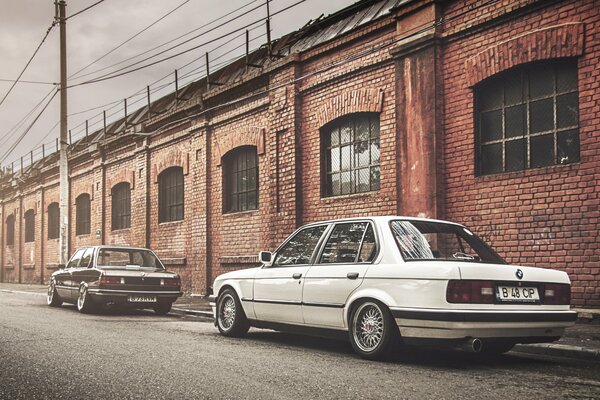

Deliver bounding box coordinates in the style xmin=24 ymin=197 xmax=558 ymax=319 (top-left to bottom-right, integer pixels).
xmin=96 ymin=249 xmax=165 ymax=269
xmin=390 ymin=220 xmax=505 ymax=264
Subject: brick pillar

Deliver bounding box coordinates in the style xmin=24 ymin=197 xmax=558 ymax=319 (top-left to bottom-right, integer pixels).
xmin=391 ymin=0 xmax=443 ymax=219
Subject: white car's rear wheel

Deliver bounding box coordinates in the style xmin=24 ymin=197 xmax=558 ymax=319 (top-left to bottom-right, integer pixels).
xmin=350 ymin=300 xmax=398 ymax=360
xmin=217 ymin=289 xmax=249 ymax=337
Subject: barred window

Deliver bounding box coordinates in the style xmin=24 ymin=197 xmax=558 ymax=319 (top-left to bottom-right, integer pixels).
xmin=24 ymin=209 xmax=35 ymax=243
xmin=476 ymin=60 xmax=579 ymax=175
xmin=223 ymin=146 xmax=258 ymax=213
xmin=111 ymin=183 xmax=131 ymax=230
xmin=158 ymin=167 xmax=184 ymax=223
xmin=322 ymin=113 xmax=380 ymax=197
xmin=5 ymin=214 xmax=15 ymax=246
xmin=75 ymin=194 xmax=91 ymax=235
xmin=48 ymin=203 xmax=59 ymax=240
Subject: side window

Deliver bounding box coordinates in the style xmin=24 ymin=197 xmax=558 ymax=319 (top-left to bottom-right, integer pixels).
xmin=319 ymin=222 xmax=377 ymax=264
xmin=67 ymin=249 xmax=86 ymax=269
xmin=273 ymin=225 xmax=328 ymax=266
xmin=79 ymin=248 xmax=95 ymax=268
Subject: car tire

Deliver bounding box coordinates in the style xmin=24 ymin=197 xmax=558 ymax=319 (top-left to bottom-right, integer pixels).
xmin=349 ymin=300 xmax=399 ymax=360
xmin=216 ymin=289 xmax=250 ymax=337
xmin=47 ymin=281 xmax=62 ymax=307
xmin=76 ymin=284 xmax=94 ymax=314
xmin=154 ymin=302 xmax=172 ymax=315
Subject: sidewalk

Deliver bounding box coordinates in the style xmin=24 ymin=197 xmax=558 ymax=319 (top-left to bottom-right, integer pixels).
xmin=2 ymin=283 xmax=598 ymax=361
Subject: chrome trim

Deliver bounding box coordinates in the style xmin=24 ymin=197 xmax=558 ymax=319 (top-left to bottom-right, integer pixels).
xmin=88 ymin=288 xmax=182 ymax=295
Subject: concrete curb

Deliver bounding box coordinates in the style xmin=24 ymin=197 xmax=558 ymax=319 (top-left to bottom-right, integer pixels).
xmin=513 ymin=343 xmax=600 ymax=362
xmin=0 ymin=289 xmax=45 ymax=297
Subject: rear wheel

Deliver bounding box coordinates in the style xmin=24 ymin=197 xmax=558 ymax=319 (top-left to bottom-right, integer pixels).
xmin=154 ymin=302 xmax=172 ymax=315
xmin=216 ymin=289 xmax=249 ymax=337
xmin=47 ymin=281 xmax=62 ymax=307
xmin=349 ymin=300 xmax=399 ymax=360
xmin=76 ymin=285 xmax=94 ymax=314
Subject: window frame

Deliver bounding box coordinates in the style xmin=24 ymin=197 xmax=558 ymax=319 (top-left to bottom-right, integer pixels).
xmin=270 ymin=224 xmax=331 ymax=268
xmin=321 ymin=112 xmax=381 ymax=197
xmin=315 ymin=220 xmax=379 ymax=266
xmin=5 ymin=214 xmax=15 ymax=246
xmin=47 ymin=203 xmax=59 ymax=240
xmin=475 ymin=59 xmax=580 ymax=176
xmin=158 ymin=167 xmax=184 ymax=223
xmin=24 ymin=209 xmax=35 ymax=243
xmin=75 ymin=193 xmax=91 ymax=236
xmin=222 ymin=146 xmax=259 ymax=214
xmin=111 ymin=182 xmax=131 ymax=231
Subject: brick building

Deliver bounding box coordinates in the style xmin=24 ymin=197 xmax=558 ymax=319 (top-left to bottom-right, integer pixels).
xmin=1 ymin=0 xmax=598 ymax=307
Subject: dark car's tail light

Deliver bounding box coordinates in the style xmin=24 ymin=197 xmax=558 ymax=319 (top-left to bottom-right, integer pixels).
xmin=100 ymin=276 xmax=124 ymax=285
xmin=446 ymin=280 xmax=495 ymax=304
xmin=161 ymin=277 xmax=180 ymax=287
xmin=543 ymin=283 xmax=571 ymax=305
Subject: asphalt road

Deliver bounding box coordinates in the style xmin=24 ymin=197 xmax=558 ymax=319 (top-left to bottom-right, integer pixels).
xmin=1 ymin=291 xmax=600 ymax=400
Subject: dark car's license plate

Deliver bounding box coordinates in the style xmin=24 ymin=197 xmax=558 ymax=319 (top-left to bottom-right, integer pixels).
xmin=127 ymin=295 xmax=157 ymax=303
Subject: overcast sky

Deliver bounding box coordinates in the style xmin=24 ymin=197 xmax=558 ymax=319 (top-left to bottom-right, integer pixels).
xmin=0 ymin=0 xmax=358 ymax=170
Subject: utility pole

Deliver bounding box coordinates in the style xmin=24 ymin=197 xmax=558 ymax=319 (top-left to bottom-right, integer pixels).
xmin=56 ymin=0 xmax=69 ymax=265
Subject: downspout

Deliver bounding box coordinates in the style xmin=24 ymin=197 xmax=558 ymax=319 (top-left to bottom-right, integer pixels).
xmin=0 ymin=201 xmax=4 ymax=283
xmin=205 ymin=121 xmax=212 ymax=294
xmin=101 ymin=151 xmax=106 ymax=245
xmin=145 ymin=138 xmax=151 ymax=248
xmin=40 ymin=186 xmax=45 ymax=284
xmin=18 ymin=194 xmax=23 ymax=284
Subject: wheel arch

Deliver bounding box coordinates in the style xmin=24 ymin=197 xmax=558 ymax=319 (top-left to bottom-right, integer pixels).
xmin=344 ymin=289 xmax=396 ymax=329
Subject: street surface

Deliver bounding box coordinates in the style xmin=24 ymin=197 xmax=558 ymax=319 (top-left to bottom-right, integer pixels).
xmin=1 ymin=291 xmax=599 ymax=400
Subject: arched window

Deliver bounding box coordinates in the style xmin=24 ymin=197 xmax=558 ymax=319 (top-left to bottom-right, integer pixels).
xmin=322 ymin=112 xmax=380 ymax=197
xmin=47 ymin=203 xmax=59 ymax=240
xmin=158 ymin=167 xmax=184 ymax=223
xmin=24 ymin=209 xmax=35 ymax=243
xmin=75 ymin=194 xmax=91 ymax=235
xmin=222 ymin=146 xmax=258 ymax=213
xmin=5 ymin=214 xmax=15 ymax=246
xmin=475 ymin=60 xmax=579 ymax=175
xmin=111 ymin=182 xmax=131 ymax=230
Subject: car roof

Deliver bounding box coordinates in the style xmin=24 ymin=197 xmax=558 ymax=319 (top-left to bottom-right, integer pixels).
xmin=299 ymin=215 xmax=464 ymax=227
xmin=75 ymin=245 xmax=153 ymax=252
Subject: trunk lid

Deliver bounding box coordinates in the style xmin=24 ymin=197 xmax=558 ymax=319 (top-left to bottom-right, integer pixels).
xmin=457 ymin=262 xmax=570 ymax=284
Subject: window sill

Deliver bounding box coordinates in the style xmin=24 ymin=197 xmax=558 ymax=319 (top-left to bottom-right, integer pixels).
xmin=161 ymin=257 xmax=186 ymax=267
xmin=219 ymin=255 xmax=259 ymax=264
xmin=24 ymin=241 xmax=34 ymax=244
xmin=222 ymin=209 xmax=259 ymax=218
xmin=47 ymin=263 xmax=60 ymax=270
xmin=158 ymin=219 xmax=184 ymax=227
xmin=76 ymin=234 xmax=90 ymax=238
xmin=4 ymin=245 xmax=14 ymax=249
xmin=475 ymin=162 xmax=580 ymax=182
xmin=111 ymin=228 xmax=131 ymax=233
xmin=4 ymin=265 xmax=14 ymax=270
xmin=23 ymin=264 xmax=35 ymax=270
xmin=320 ymin=190 xmax=379 ymax=203
xmin=47 ymin=238 xmax=59 ymax=241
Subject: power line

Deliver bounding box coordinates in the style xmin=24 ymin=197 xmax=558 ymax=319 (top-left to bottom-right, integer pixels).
xmin=0 ymin=78 xmax=57 ymax=85
xmin=69 ymin=0 xmax=192 ymax=79
xmin=66 ymin=0 xmax=106 ymax=20
xmin=70 ymin=0 xmax=306 ymax=87
xmin=0 ymin=21 xmax=56 ymax=108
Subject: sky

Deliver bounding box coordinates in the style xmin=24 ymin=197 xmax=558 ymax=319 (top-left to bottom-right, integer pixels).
xmin=0 ymin=0 xmax=358 ymax=171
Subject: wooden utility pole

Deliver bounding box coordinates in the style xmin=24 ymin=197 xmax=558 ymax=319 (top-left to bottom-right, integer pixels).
xmin=56 ymin=0 xmax=69 ymax=265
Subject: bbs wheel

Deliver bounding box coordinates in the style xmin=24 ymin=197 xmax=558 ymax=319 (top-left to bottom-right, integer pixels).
xmin=76 ymin=284 xmax=94 ymax=314
xmin=216 ymin=289 xmax=249 ymax=337
xmin=47 ymin=281 xmax=62 ymax=307
xmin=154 ymin=302 xmax=172 ymax=315
xmin=349 ymin=300 xmax=399 ymax=360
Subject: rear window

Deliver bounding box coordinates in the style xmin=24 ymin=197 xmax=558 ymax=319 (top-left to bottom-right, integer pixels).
xmin=97 ymin=249 xmax=164 ymax=269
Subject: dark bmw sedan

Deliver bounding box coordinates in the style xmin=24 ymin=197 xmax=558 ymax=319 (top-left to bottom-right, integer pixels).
xmin=47 ymin=246 xmax=183 ymax=314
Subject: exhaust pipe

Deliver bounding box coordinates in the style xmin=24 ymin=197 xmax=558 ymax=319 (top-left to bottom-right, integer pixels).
xmin=464 ymin=337 xmax=483 ymax=353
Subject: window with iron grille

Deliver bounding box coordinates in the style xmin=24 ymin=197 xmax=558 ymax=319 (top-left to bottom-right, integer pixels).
xmin=322 ymin=113 xmax=380 ymax=197
xmin=5 ymin=215 xmax=15 ymax=246
xmin=158 ymin=167 xmax=184 ymax=223
xmin=76 ymin=194 xmax=91 ymax=235
xmin=24 ymin=209 xmax=35 ymax=243
xmin=476 ymin=60 xmax=579 ymax=175
xmin=48 ymin=203 xmax=59 ymax=239
xmin=111 ymin=182 xmax=131 ymax=230
xmin=223 ymin=146 xmax=258 ymax=213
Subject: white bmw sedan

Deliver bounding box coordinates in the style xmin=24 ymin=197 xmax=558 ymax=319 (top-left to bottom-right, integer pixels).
xmin=209 ymin=216 xmax=576 ymax=360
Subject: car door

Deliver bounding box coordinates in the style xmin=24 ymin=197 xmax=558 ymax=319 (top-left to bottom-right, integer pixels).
xmin=253 ymin=224 xmax=329 ymax=324
xmin=55 ymin=248 xmax=85 ymax=300
xmin=71 ymin=247 xmax=98 ymax=295
xmin=302 ymin=221 xmax=378 ymax=328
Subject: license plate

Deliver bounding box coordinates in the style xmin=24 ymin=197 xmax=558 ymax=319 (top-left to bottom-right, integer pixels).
xmin=496 ymin=286 xmax=539 ymax=302
xmin=127 ymin=295 xmax=157 ymax=303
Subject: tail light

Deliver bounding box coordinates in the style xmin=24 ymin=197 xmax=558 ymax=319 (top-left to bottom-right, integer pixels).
xmin=100 ymin=276 xmax=124 ymax=285
xmin=543 ymin=283 xmax=571 ymax=305
xmin=161 ymin=277 xmax=180 ymax=287
xmin=447 ymin=280 xmax=495 ymax=304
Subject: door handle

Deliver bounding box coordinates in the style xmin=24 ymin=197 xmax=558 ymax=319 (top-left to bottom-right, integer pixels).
xmin=292 ymin=273 xmax=302 ymax=279
xmin=347 ymin=272 xmax=359 ymax=280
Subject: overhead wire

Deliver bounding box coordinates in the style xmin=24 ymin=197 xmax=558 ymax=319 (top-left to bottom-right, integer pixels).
xmin=66 ymin=0 xmax=106 ymax=20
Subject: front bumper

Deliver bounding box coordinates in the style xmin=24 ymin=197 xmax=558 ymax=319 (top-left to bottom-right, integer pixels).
xmin=390 ymin=308 xmax=577 ymax=340
xmin=87 ymin=288 xmax=183 ymax=305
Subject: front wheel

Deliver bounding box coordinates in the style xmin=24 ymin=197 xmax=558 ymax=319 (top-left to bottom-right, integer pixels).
xmin=76 ymin=285 xmax=94 ymax=314
xmin=47 ymin=281 xmax=62 ymax=307
xmin=216 ymin=289 xmax=249 ymax=337
xmin=154 ymin=302 xmax=172 ymax=315
xmin=349 ymin=300 xmax=399 ymax=360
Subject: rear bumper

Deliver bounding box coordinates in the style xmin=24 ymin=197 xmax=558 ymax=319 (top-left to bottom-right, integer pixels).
xmin=390 ymin=308 xmax=577 ymax=340
xmin=87 ymin=288 xmax=183 ymax=304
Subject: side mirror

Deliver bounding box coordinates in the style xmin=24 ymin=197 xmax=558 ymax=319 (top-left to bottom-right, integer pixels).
xmin=259 ymin=251 xmax=273 ymax=267
xmin=58 ymin=264 xmax=66 ymax=270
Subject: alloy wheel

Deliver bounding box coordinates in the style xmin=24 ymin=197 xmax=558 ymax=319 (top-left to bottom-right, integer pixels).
xmin=218 ymin=294 xmax=236 ymax=331
xmin=352 ymin=302 xmax=385 ymax=353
